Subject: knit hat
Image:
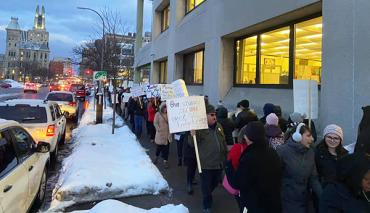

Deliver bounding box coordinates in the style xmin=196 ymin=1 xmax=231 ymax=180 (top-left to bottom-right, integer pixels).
xmin=206 ymin=104 xmax=216 ymax=114
xmin=238 ymin=99 xmax=249 ymax=109
xmin=241 ymin=121 xmax=266 ymax=143
xmin=266 ymin=113 xmax=279 ymax=126
xmin=323 ymin=124 xmax=344 ymax=142
xmin=263 ymin=103 xmax=275 ymax=116
xmin=289 ymin=112 xmax=304 ymax=124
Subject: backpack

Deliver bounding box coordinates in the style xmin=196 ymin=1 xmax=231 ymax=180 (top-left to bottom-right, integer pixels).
xmin=268 ymin=134 xmax=285 ymax=150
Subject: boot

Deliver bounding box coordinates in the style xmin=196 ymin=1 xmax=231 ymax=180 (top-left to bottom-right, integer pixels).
xmin=187 ymin=183 xmax=193 ymax=195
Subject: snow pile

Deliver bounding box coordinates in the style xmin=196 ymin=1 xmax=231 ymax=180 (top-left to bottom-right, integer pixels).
xmin=72 ymin=199 xmax=188 ymax=213
xmin=49 ymin=101 xmax=169 ymax=211
xmin=344 ymin=142 xmax=356 ymax=154
xmin=3 ymin=79 xmax=24 ymax=88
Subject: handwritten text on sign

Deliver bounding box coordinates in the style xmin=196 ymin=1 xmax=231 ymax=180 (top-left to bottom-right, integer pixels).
xmin=167 ymin=96 xmax=208 ymax=134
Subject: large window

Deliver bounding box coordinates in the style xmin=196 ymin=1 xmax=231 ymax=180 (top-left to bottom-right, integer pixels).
xmin=159 ymin=60 xmax=168 ymax=84
xmin=184 ymin=50 xmax=204 ymax=85
xmin=235 ymin=16 xmax=322 ymax=87
xmin=161 ymin=5 xmax=170 ymax=32
xmin=186 ymin=0 xmax=205 ymax=13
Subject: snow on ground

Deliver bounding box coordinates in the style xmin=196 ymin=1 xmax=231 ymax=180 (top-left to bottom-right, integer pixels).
xmin=71 ymin=199 xmax=188 ymax=213
xmin=0 ymin=92 xmax=22 ymax=99
xmin=3 ymin=79 xmax=24 ymax=88
xmin=48 ymin=100 xmax=170 ymax=211
xmin=344 ymin=142 xmax=356 ymax=154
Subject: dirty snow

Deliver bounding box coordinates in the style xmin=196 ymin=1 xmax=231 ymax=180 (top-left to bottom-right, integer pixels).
xmin=71 ymin=199 xmax=188 ymax=213
xmin=2 ymin=79 xmax=24 ymax=88
xmin=48 ymin=100 xmax=169 ymax=211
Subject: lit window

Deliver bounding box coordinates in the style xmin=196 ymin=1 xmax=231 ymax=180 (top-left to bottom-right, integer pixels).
xmin=294 ymin=17 xmax=322 ymax=84
xmin=161 ymin=5 xmax=170 ymax=32
xmin=236 ymin=36 xmax=257 ymax=84
xmin=159 ymin=60 xmax=167 ymax=83
xmin=184 ymin=50 xmax=204 ymax=84
xmin=186 ymin=0 xmax=205 ymax=13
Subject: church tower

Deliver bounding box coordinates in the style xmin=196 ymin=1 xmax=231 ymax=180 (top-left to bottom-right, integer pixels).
xmin=33 ymin=5 xmax=46 ymax=30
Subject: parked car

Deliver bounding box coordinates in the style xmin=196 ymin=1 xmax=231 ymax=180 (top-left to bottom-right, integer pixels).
xmin=49 ymin=82 xmax=60 ymax=92
xmin=0 ymin=99 xmax=67 ymax=165
xmin=69 ymin=84 xmax=86 ymax=101
xmin=0 ymin=119 xmax=50 ymax=213
xmin=24 ymin=82 xmax=38 ymax=93
xmin=45 ymin=91 xmax=77 ymax=121
xmin=0 ymin=82 xmax=11 ymax=89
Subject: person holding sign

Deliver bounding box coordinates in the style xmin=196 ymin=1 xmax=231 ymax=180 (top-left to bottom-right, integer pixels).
xmin=153 ymin=102 xmax=172 ymax=169
xmin=189 ymin=104 xmax=228 ymax=213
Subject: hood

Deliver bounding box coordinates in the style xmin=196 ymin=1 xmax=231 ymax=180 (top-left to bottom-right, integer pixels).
xmin=216 ymin=106 xmax=228 ymax=119
xmin=263 ymin=103 xmax=275 ymax=116
xmin=265 ymin=125 xmax=282 ymax=137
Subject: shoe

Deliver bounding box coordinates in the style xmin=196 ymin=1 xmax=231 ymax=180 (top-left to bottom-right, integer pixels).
xmin=177 ymin=159 xmax=182 ymax=166
xmin=187 ymin=183 xmax=193 ymax=195
xmin=153 ymin=157 xmax=158 ymax=164
xmin=203 ymin=208 xmax=211 ymax=213
xmin=163 ymin=160 xmax=169 ymax=169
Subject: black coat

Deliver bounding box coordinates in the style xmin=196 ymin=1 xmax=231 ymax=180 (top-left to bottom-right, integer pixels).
xmin=216 ymin=106 xmax=235 ymax=145
xmin=315 ymin=141 xmax=348 ymax=188
xmin=236 ymin=142 xmax=282 ymax=213
xmin=234 ymin=109 xmax=258 ymax=130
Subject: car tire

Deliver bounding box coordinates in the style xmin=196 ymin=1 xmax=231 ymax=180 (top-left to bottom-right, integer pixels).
xmin=33 ymin=168 xmax=47 ymax=208
xmin=60 ymin=128 xmax=66 ymax=145
xmin=51 ymin=143 xmax=58 ymax=169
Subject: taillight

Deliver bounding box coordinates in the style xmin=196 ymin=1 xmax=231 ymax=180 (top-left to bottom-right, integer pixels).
xmin=46 ymin=125 xmax=55 ymax=136
xmin=69 ymin=102 xmax=76 ymax=107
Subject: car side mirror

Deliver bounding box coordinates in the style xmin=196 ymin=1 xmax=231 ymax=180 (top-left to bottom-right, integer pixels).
xmin=36 ymin=142 xmax=50 ymax=153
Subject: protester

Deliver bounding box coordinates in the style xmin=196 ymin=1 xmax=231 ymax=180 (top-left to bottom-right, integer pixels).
xmin=276 ymin=123 xmax=322 ymax=213
xmin=273 ymin=105 xmax=288 ymax=132
xmin=231 ymin=102 xmax=243 ymax=143
xmin=189 ymin=104 xmax=228 ymax=213
xmin=127 ymin=96 xmax=136 ymax=131
xmin=216 ymin=105 xmax=235 ymax=146
xmin=259 ymin=103 xmax=275 ymax=125
xmin=315 ymin=124 xmax=348 ymax=188
xmin=320 ymin=153 xmax=370 ymax=212
xmin=153 ymin=102 xmax=171 ymax=168
xmin=355 ymin=106 xmax=370 ymax=155
xmin=183 ymin=131 xmax=197 ymax=194
xmin=265 ymin=113 xmax=285 ymax=149
xmin=234 ymin=99 xmax=258 ymax=131
xmin=235 ymin=121 xmax=282 ymax=213
xmin=147 ymin=98 xmax=157 ymax=143
xmin=133 ymin=96 xmax=145 ymax=138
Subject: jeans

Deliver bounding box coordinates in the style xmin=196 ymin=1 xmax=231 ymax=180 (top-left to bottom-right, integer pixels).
xmin=200 ymin=169 xmax=223 ymax=209
xmin=134 ymin=115 xmax=143 ymax=138
xmin=186 ymin=158 xmax=197 ymax=184
xmin=176 ymin=134 xmax=184 ymax=161
xmin=156 ymin=144 xmax=170 ymax=161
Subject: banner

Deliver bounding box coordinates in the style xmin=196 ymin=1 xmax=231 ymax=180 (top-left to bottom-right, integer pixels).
xmin=146 ymin=84 xmax=161 ymax=98
xmin=293 ymin=80 xmax=318 ymax=119
xmin=131 ymin=86 xmax=145 ymax=97
xmin=167 ymin=96 xmax=208 ymax=133
xmin=160 ymin=84 xmax=175 ymax=100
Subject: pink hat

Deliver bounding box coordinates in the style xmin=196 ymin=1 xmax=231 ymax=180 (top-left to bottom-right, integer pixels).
xmin=266 ymin=113 xmax=279 ymax=126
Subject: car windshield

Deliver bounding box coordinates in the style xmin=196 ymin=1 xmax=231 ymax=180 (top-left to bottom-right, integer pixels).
xmin=0 ymin=105 xmax=47 ymax=123
xmin=47 ymin=93 xmax=73 ymax=102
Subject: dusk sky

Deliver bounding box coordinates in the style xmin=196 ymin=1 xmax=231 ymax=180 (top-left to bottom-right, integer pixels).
xmin=0 ymin=0 xmax=152 ymax=59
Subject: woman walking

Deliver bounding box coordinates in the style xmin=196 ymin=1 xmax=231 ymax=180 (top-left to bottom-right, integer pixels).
xmin=153 ymin=102 xmax=171 ymax=168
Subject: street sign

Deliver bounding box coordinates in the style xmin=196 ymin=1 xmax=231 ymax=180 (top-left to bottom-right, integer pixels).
xmin=93 ymin=71 xmax=107 ymax=81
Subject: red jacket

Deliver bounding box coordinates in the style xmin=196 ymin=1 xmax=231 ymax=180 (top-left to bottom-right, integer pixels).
xmin=227 ymin=143 xmax=248 ymax=170
xmin=147 ymin=103 xmax=156 ymax=122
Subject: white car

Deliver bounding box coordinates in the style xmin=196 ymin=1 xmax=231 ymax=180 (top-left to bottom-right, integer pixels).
xmin=0 ymin=99 xmax=67 ymax=165
xmin=45 ymin=91 xmax=77 ymax=120
xmin=0 ymin=119 xmax=50 ymax=213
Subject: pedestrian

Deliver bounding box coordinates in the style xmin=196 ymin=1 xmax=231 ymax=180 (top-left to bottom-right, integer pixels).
xmin=320 ymin=153 xmax=370 ymax=213
xmin=235 ymin=121 xmax=282 ymax=213
xmin=216 ymin=105 xmax=235 ymax=146
xmin=273 ymin=105 xmax=289 ymax=132
xmin=234 ymin=99 xmax=258 ymax=132
xmin=265 ymin=113 xmax=285 ymax=149
xmin=355 ymin=106 xmax=370 ymax=155
xmin=153 ymin=102 xmax=171 ymax=168
xmin=174 ymin=132 xmax=186 ymax=166
xmin=276 ymin=123 xmax=322 ymax=213
xmin=133 ymin=96 xmax=145 ymax=138
xmin=189 ymin=104 xmax=228 ymax=213
xmin=183 ymin=131 xmax=197 ymax=194
xmin=147 ymin=98 xmax=157 ymax=143
xmin=127 ymin=96 xmax=136 ymax=131
xmin=315 ymin=124 xmax=348 ymax=188
xmin=259 ymin=103 xmax=275 ymax=125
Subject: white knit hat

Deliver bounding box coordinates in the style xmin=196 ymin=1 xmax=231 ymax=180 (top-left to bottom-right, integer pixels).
xmin=323 ymin=124 xmax=344 ymax=142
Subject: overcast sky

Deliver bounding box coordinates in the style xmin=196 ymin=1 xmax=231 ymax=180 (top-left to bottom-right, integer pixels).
xmin=0 ymin=0 xmax=152 ymax=59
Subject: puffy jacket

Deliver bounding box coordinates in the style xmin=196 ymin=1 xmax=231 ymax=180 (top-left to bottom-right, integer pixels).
xmin=188 ymin=123 xmax=227 ymax=170
xmin=276 ymin=139 xmax=322 ymax=213
xmin=216 ymin=106 xmax=235 ymax=145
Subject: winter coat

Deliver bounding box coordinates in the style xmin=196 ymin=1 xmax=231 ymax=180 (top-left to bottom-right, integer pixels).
xmin=133 ymin=99 xmax=145 ymax=116
xmin=183 ymin=131 xmax=196 ymax=165
xmin=259 ymin=103 xmax=275 ymax=125
xmin=265 ymin=125 xmax=285 ymax=149
xmin=216 ymin=106 xmax=235 ymax=145
xmin=227 ymin=143 xmax=248 ymax=170
xmin=236 ymin=142 xmax=283 ymax=213
xmin=276 ymin=138 xmax=323 ymax=213
xmin=320 ymin=153 xmax=370 ymax=213
xmin=315 ymin=141 xmax=348 ymax=188
xmin=355 ymin=105 xmax=370 ymax=154
xmin=188 ymin=123 xmax=227 ymax=170
xmin=147 ymin=103 xmax=156 ymax=122
xmin=154 ymin=111 xmax=172 ymax=145
xmin=234 ymin=109 xmax=258 ymax=130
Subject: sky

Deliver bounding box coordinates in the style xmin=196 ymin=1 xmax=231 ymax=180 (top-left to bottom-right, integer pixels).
xmin=0 ymin=0 xmax=152 ymax=60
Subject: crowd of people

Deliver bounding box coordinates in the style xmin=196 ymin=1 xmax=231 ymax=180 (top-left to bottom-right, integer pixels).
xmin=109 ymin=89 xmax=370 ymax=213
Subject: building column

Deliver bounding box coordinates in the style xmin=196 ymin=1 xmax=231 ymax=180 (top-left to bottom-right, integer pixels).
xmin=134 ymin=0 xmax=144 ymax=83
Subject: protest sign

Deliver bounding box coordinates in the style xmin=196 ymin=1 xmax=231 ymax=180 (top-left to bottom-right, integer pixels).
xmin=121 ymin=93 xmax=132 ymax=102
xmin=146 ymin=84 xmax=161 ymax=98
xmin=160 ymin=84 xmax=175 ymax=100
xmin=167 ymin=96 xmax=208 ymax=134
xmin=171 ymin=79 xmax=189 ymax=97
xmin=131 ymin=86 xmax=145 ymax=97
xmin=293 ymin=80 xmax=318 ymax=120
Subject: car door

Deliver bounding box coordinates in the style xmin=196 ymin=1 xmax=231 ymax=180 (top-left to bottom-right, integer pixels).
xmin=54 ymin=104 xmax=66 ymax=136
xmin=10 ymin=127 xmax=42 ymax=209
xmin=0 ymin=129 xmax=28 ymax=213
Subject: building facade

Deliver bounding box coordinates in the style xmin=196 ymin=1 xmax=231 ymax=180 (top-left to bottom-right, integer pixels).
xmin=135 ymin=0 xmax=370 ymax=143
xmin=4 ymin=5 xmax=50 ymax=81
xmin=49 ymin=57 xmax=73 ymax=78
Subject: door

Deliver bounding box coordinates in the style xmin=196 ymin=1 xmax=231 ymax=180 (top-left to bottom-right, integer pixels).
xmin=10 ymin=127 xmax=43 ymax=207
xmin=0 ymin=130 xmax=28 ymax=213
xmin=54 ymin=104 xmax=66 ymax=138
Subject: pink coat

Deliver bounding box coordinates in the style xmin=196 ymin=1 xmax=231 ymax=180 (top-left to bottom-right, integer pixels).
xmin=154 ymin=112 xmax=172 ymax=145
